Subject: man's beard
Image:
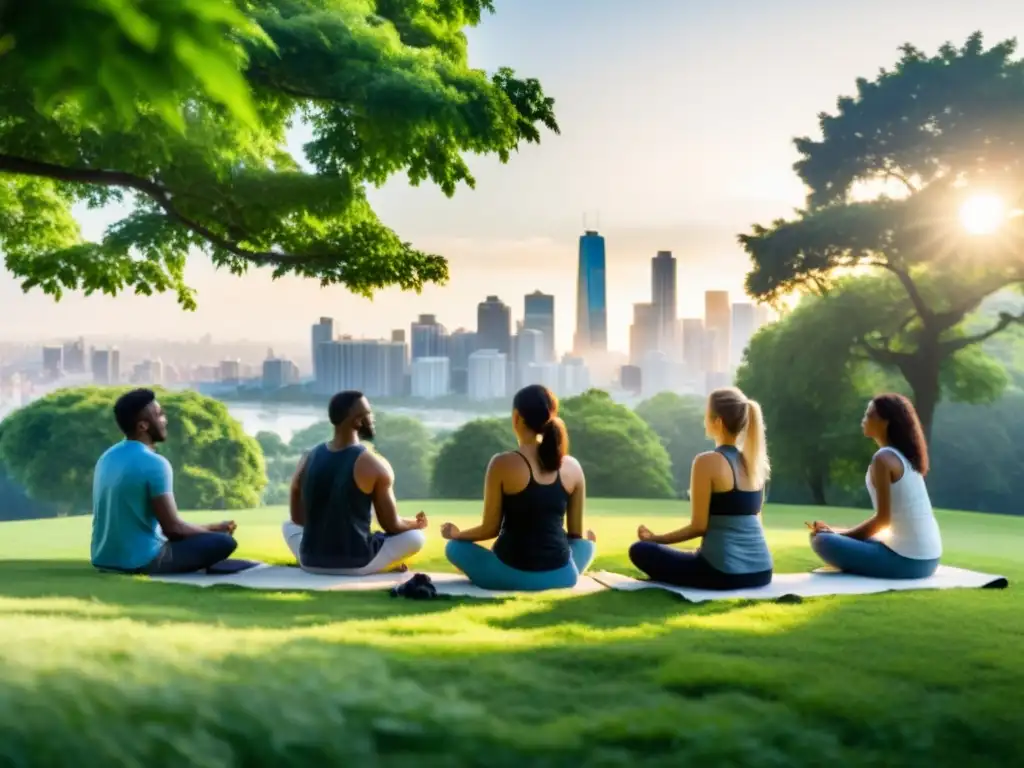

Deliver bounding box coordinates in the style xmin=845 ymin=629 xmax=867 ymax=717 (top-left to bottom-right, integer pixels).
xmin=148 ymin=423 xmax=166 ymax=443
xmin=357 ymin=422 xmax=375 ymax=441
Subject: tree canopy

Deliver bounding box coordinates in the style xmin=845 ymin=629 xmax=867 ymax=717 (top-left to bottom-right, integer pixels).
xmin=431 ymin=418 xmax=509 ymax=499
xmin=560 ymin=390 xmax=675 ymax=499
xmin=634 ymin=392 xmax=711 ymax=498
xmin=0 ymin=0 xmax=558 ymax=307
xmin=739 ymin=33 xmax=1024 ymax=436
xmin=0 ymin=387 xmax=265 ymax=512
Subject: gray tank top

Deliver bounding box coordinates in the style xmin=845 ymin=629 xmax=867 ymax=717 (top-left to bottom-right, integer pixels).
xmin=299 ymin=443 xmax=382 ymax=569
xmin=699 ymin=446 xmax=773 ymax=574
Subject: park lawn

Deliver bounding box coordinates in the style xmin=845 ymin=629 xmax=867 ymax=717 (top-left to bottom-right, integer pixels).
xmin=0 ymin=500 xmax=1021 ymax=767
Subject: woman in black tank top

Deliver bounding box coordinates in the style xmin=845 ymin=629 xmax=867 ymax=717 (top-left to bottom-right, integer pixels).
xmin=441 ymin=385 xmax=598 ymax=591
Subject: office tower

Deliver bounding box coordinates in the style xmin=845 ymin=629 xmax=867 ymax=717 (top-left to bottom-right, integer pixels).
xmin=447 ymin=328 xmax=477 ymax=395
xmin=477 ymin=296 xmax=511 ymax=356
xmin=391 ymin=329 xmax=405 ymax=343
xmin=629 ymin=302 xmax=659 ymax=365
xmin=311 ymin=317 xmax=334 ymax=385
xmin=132 ymin=358 xmax=166 ymax=385
xmin=218 ymin=359 xmax=242 ymax=384
xmin=559 ymin=355 xmax=590 ymax=397
xmin=704 ymin=291 xmax=731 ymax=373
xmin=640 ymin=350 xmax=675 ymax=398
xmin=620 ymin=364 xmax=642 ymax=394
xmin=262 ymin=356 xmax=300 ymax=390
xmin=411 ymin=357 xmax=450 ymax=400
xmin=468 ymin=349 xmax=507 ymax=401
xmin=651 ymin=251 xmax=677 ymax=356
xmin=524 ymin=291 xmax=556 ymax=362
xmin=62 ymin=338 xmax=86 ymax=374
xmin=42 ymin=346 xmax=63 ymax=380
xmin=681 ymin=318 xmax=705 ymax=374
xmin=514 ymin=327 xmax=545 ymax=389
xmin=731 ymin=302 xmax=756 ymax=368
xmin=90 ymin=347 xmax=119 ymax=385
xmin=410 ymin=314 xmax=448 ymax=359
xmin=524 ymin=362 xmax=560 ymax=392
xmin=316 ymin=338 xmax=403 ymax=398
xmin=573 ymin=230 xmax=608 ymax=354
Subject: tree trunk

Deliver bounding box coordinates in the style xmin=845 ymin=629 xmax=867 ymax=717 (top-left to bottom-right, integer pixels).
xmin=903 ymin=335 xmax=943 ymax=442
xmin=807 ymin=469 xmax=828 ymax=506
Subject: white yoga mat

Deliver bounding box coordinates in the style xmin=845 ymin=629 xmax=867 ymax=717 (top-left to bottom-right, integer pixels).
xmin=148 ymin=565 xmax=607 ymax=599
xmin=590 ymin=565 xmax=1008 ymax=604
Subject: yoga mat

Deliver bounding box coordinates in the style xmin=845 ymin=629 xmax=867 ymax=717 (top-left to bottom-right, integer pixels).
xmin=148 ymin=565 xmax=607 ymax=598
xmin=590 ymin=565 xmax=1008 ymax=604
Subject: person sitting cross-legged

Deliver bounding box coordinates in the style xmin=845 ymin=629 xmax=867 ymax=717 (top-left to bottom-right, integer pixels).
xmin=441 ymin=384 xmax=597 ymax=592
xmin=91 ymin=388 xmax=238 ymax=575
xmin=282 ymin=391 xmax=428 ymax=575
xmin=808 ymin=393 xmax=942 ymax=579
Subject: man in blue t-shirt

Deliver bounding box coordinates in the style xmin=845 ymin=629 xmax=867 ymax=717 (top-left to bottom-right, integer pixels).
xmin=91 ymin=388 xmax=239 ymax=574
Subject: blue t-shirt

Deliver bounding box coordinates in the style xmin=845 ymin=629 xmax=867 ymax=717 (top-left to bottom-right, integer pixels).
xmin=90 ymin=440 xmax=173 ymax=570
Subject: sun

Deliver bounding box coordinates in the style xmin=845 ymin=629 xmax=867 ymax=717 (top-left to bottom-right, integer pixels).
xmin=959 ymin=193 xmax=1007 ymax=235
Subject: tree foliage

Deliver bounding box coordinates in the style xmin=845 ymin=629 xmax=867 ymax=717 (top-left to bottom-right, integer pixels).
xmin=431 ymin=418 xmax=508 ymax=499
xmin=0 ymin=0 xmax=558 ymax=307
xmin=255 ymin=430 xmax=288 ymax=459
xmin=634 ymin=393 xmax=711 ymax=498
xmin=740 ymin=33 xmax=1024 ymax=436
xmin=560 ymin=390 xmax=675 ymax=499
xmin=289 ymin=412 xmax=436 ymax=499
xmin=0 ymin=387 xmax=265 ymax=512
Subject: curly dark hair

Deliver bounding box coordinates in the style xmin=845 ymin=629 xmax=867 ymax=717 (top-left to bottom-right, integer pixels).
xmin=872 ymin=393 xmax=929 ymax=476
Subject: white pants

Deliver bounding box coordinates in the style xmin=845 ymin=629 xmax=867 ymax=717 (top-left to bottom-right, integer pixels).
xmin=281 ymin=521 xmax=426 ymax=576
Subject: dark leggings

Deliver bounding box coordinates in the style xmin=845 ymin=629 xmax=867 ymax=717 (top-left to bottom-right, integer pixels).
xmin=629 ymin=541 xmax=772 ymax=590
xmin=143 ymin=533 xmax=238 ymax=575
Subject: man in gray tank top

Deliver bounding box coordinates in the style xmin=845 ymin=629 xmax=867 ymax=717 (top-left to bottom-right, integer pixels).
xmin=281 ymin=391 xmax=428 ymax=575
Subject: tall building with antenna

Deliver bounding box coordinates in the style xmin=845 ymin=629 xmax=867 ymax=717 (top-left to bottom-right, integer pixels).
xmin=573 ymin=228 xmax=607 ymax=355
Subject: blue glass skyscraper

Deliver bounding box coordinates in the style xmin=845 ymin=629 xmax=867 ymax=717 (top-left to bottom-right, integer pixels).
xmin=574 ymin=230 xmax=607 ymax=353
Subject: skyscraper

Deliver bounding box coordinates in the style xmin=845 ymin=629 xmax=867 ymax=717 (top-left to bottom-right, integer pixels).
xmin=704 ymin=291 xmax=731 ymax=373
xmin=731 ymin=302 xmax=756 ymax=368
xmin=651 ymin=251 xmax=677 ymax=356
xmin=311 ymin=317 xmax=334 ymax=385
xmin=523 ymin=291 xmax=556 ymax=362
xmin=681 ymin=318 xmax=705 ymax=374
xmin=62 ymin=338 xmax=86 ymax=374
xmin=42 ymin=346 xmax=63 ymax=380
xmin=477 ymin=296 xmax=511 ymax=355
xmin=629 ymin=303 xmax=658 ymax=365
xmin=573 ymin=230 xmax=607 ymax=354
xmin=468 ymin=349 xmax=507 ymax=401
xmin=410 ymin=314 xmax=447 ymax=359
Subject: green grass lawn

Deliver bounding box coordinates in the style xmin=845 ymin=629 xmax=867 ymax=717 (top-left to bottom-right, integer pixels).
xmin=1 ymin=500 xmax=1022 ymax=767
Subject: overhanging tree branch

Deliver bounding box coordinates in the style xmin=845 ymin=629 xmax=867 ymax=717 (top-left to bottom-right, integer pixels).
xmin=941 ymin=311 xmax=1024 ymax=354
xmin=870 ymin=259 xmax=934 ymax=322
xmin=0 ymin=152 xmax=320 ymax=267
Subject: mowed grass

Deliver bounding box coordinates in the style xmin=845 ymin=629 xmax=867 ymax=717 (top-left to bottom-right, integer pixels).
xmin=0 ymin=500 xmax=1022 ymax=767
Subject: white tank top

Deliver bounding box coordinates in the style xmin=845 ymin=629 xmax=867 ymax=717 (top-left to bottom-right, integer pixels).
xmin=866 ymin=447 xmax=942 ymax=560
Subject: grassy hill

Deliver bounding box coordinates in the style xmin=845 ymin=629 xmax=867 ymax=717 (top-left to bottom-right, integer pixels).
xmin=1 ymin=500 xmax=1021 ymax=766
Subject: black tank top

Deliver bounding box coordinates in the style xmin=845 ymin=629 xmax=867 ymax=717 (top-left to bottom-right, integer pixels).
xmin=492 ymin=452 xmax=572 ymax=572
xmin=299 ymin=443 xmax=383 ymax=569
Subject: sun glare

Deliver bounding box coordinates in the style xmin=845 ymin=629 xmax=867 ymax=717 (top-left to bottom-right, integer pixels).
xmin=959 ymin=193 xmax=1007 ymax=235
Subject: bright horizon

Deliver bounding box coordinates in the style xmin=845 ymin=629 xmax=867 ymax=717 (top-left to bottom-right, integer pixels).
xmin=4 ymin=0 xmax=1024 ymax=354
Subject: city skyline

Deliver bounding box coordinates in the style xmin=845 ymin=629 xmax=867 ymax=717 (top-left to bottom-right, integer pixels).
xmin=3 ymin=1 xmax=1023 ymax=351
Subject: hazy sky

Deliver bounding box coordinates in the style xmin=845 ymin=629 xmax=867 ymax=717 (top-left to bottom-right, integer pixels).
xmin=3 ymin=0 xmax=1023 ymax=353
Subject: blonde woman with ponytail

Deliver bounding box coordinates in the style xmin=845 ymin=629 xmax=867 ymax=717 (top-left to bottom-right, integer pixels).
xmin=631 ymin=387 xmax=774 ymax=590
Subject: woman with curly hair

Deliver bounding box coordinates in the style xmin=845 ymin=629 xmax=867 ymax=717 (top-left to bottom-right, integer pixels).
xmin=809 ymin=393 xmax=942 ymax=579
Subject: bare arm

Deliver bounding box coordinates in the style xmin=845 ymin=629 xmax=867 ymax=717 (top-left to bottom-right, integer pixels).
xmin=565 ymin=459 xmax=585 ymax=539
xmin=840 ymin=456 xmax=892 ymax=540
xmin=446 ymin=455 xmax=504 ymax=542
xmin=644 ymin=454 xmax=713 ymax=545
xmin=369 ymin=455 xmax=426 ymax=534
xmin=149 ymin=457 xmax=231 ymax=539
xmin=289 ymin=451 xmax=309 ymax=525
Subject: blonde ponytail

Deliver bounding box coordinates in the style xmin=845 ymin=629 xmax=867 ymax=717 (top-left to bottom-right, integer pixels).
xmin=741 ymin=399 xmax=770 ymax=489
